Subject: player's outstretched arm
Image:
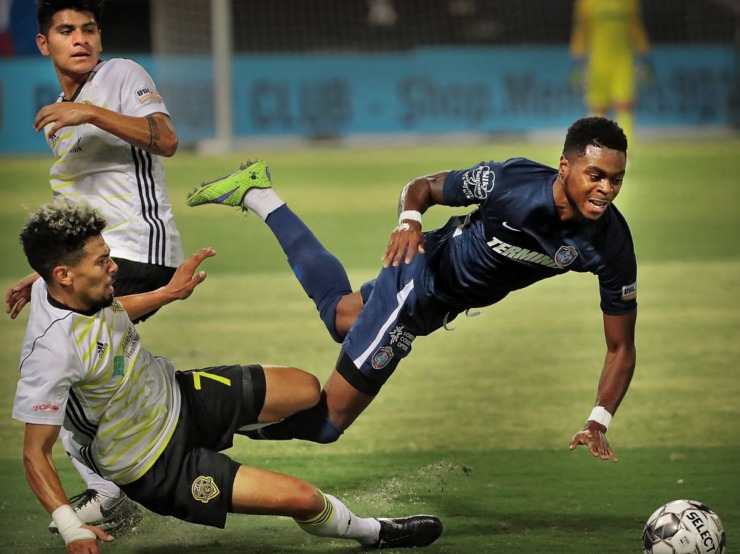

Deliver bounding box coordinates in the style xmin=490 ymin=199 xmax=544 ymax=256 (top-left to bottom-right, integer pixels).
xmin=569 ymin=309 xmax=637 ymax=462
xmin=34 ymin=103 xmax=178 ymax=157
xmin=24 ymin=424 xmax=113 ymax=552
xmin=118 ymin=247 xmax=216 ymax=321
xmin=382 ymin=171 xmax=448 ymax=267
xmin=5 ymin=272 xmax=40 ymax=319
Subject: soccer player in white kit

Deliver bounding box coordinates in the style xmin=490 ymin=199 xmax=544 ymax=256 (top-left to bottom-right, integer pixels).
xmin=12 ymin=200 xmax=443 ymax=552
xmin=5 ymin=0 xmax=183 ymax=534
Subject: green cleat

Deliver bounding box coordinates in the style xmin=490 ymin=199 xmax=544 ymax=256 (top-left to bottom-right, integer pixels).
xmin=186 ymin=160 xmax=271 ymax=211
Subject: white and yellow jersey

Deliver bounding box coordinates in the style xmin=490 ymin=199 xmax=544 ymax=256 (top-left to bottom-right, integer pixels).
xmin=12 ymin=279 xmax=180 ymax=485
xmin=45 ymin=58 xmax=183 ymax=268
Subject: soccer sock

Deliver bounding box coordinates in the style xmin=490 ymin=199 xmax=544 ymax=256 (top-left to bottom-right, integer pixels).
xmin=251 ymin=394 xmax=344 ymax=443
xmin=263 ymin=204 xmax=352 ymax=343
xmin=296 ymin=492 xmax=380 ymax=546
xmin=243 ymin=187 xmax=286 ymax=220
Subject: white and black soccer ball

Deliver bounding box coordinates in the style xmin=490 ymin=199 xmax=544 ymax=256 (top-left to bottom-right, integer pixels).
xmin=643 ymin=499 xmax=726 ymax=554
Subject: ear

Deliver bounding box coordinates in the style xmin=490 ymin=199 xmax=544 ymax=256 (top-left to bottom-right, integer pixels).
xmin=51 ymin=265 xmax=73 ymax=287
xmin=36 ymin=33 xmax=50 ymax=57
xmin=558 ymin=155 xmax=569 ymax=177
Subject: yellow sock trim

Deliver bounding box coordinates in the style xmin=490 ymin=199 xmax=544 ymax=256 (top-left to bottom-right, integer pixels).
xmin=296 ymin=491 xmax=334 ymax=527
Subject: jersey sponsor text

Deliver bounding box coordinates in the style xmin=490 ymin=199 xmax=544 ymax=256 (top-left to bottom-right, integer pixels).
xmin=486 ymin=236 xmax=562 ymax=269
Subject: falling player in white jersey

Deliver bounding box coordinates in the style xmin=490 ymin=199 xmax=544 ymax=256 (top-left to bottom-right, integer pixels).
xmin=12 ymin=199 xmax=443 ymax=553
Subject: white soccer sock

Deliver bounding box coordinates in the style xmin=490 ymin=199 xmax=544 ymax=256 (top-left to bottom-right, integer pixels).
xmin=243 ymin=188 xmax=285 ymax=220
xmin=296 ymin=492 xmax=381 ymax=546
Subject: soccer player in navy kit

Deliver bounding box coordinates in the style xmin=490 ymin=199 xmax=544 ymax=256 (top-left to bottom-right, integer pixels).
xmin=187 ymin=117 xmax=637 ymax=463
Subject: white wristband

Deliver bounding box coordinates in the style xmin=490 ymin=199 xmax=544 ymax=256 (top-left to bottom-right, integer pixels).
xmin=398 ymin=210 xmax=422 ymax=225
xmin=52 ymin=504 xmax=96 ymax=545
xmin=587 ymin=406 xmax=613 ymax=430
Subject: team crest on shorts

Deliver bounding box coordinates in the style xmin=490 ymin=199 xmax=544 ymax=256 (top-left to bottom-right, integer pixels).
xmin=371 ymin=346 xmax=394 ymax=370
xmin=553 ymin=245 xmax=579 ymax=267
xmin=191 ymin=475 xmax=220 ymax=504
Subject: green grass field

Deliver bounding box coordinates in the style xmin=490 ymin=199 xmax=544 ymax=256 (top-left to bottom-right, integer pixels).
xmin=0 ymin=138 xmax=738 ymax=553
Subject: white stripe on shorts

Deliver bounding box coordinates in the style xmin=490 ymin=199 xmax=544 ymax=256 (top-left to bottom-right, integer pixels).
xmin=353 ymin=279 xmax=415 ymax=368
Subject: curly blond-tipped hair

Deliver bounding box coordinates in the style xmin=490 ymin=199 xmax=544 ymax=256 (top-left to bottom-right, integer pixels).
xmin=20 ymin=199 xmax=107 ymax=281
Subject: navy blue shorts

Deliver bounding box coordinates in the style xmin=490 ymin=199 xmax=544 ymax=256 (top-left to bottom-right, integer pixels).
xmin=120 ymin=365 xmax=266 ymax=528
xmin=337 ymin=255 xmax=457 ymax=396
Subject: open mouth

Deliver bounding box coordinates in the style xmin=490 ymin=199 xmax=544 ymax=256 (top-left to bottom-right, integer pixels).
xmin=587 ymin=198 xmax=610 ymax=213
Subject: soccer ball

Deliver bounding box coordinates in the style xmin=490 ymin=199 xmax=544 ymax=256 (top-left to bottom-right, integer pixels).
xmin=643 ymin=499 xmax=726 ymax=554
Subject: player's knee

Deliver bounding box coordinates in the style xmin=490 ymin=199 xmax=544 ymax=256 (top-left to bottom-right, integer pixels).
xmin=296 ymin=372 xmax=321 ymax=410
xmin=329 ymin=292 xmax=363 ymax=342
xmin=290 ymin=484 xmax=326 ymax=520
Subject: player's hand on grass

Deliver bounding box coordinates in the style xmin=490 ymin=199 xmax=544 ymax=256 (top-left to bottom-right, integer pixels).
xmin=34 ymin=103 xmax=96 ymax=137
xmin=162 ymin=247 xmax=217 ymax=301
xmin=5 ymin=272 xmax=40 ymax=319
xmin=66 ymin=525 xmax=114 ymax=553
xmin=569 ymin=420 xmax=617 ymax=462
xmin=383 ymin=222 xmax=425 ymax=268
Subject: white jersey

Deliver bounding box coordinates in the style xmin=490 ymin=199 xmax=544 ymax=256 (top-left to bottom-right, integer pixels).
xmin=12 ymin=279 xmax=181 ymax=485
xmin=45 ymin=58 xmax=183 ymax=268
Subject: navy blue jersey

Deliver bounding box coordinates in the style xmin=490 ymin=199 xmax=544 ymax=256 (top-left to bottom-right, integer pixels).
xmin=419 ymin=157 xmax=637 ymax=315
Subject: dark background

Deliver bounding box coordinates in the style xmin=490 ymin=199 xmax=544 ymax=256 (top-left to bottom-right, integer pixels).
xmin=67 ymin=0 xmax=740 ymax=53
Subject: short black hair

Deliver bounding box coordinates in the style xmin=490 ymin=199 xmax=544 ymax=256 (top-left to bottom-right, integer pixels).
xmin=37 ymin=0 xmax=104 ymax=35
xmin=563 ymin=117 xmax=628 ymax=160
xmin=20 ymin=199 xmax=107 ymax=282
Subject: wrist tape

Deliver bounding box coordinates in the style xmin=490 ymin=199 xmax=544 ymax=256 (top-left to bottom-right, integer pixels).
xmin=587 ymin=406 xmax=612 ymax=430
xmin=52 ymin=505 xmax=96 ymax=545
xmin=398 ymin=210 xmax=422 ymax=225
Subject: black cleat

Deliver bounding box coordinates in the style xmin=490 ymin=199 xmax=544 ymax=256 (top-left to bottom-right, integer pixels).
xmin=372 ymin=515 xmax=443 ymax=549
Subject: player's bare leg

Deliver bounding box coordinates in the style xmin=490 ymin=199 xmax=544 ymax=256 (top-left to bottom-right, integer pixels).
xmin=231 ymin=466 xmax=443 ymax=548
xmin=322 ymin=369 xmax=375 ymax=430
xmin=334 ymin=290 xmax=364 ymax=338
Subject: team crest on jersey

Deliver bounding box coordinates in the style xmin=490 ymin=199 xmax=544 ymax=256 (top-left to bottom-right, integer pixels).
xmin=371 ymin=346 xmax=394 ymax=370
xmin=192 ymin=475 xmax=220 ymax=504
xmin=461 ymin=165 xmax=495 ymax=200
xmin=553 ymin=246 xmax=579 ymax=267
xmin=135 ymin=87 xmax=162 ymax=104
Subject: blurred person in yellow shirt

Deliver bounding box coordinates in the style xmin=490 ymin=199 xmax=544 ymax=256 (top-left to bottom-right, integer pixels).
xmin=570 ymin=0 xmax=653 ymax=146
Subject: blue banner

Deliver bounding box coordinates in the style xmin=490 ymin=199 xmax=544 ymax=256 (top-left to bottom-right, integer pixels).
xmin=0 ymin=46 xmax=734 ymax=154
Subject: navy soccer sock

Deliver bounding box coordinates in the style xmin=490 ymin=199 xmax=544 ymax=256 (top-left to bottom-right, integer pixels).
xmin=249 ymin=395 xmax=344 ymax=444
xmin=266 ymin=205 xmax=352 ymax=342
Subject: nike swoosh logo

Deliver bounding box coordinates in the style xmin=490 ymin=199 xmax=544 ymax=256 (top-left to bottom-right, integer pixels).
xmin=502 ymin=221 xmax=521 ymax=232
xmin=215 ymin=187 xmax=240 ymax=203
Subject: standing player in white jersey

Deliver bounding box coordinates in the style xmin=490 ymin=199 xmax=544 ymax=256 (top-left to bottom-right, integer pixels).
xmin=12 ymin=199 xmax=443 ymax=553
xmin=4 ymin=0 xmax=184 ymax=535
